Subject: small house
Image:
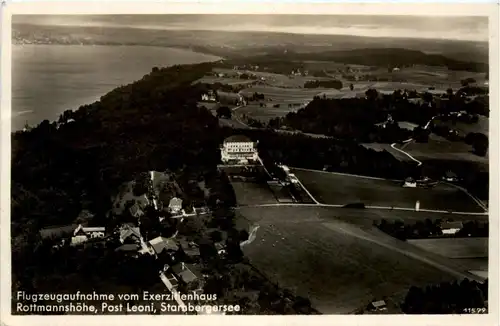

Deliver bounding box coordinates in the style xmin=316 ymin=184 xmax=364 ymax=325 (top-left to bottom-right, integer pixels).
xmin=149 ymin=236 xmax=179 ymax=255
xmin=403 ymin=177 xmax=417 ymax=188
xmin=171 ymin=262 xmax=198 ymax=284
xmin=168 ymin=197 xmax=183 ymax=214
xmin=441 ymin=221 xmax=463 ymax=235
xmin=171 ymin=262 xmax=203 ymax=291
xmin=367 ymin=300 xmax=387 ymax=312
xmin=179 ymin=239 xmax=201 ymax=257
xmin=443 ymin=170 xmax=459 ymax=182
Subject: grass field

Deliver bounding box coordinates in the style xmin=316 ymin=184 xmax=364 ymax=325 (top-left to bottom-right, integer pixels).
xmin=237 ymin=86 xmax=320 ymax=121
xmin=407 ymin=238 xmax=488 ymax=259
xmin=399 ymin=134 xmax=489 ymax=170
xmin=237 ymin=205 xmax=482 ymax=313
xmin=360 ymin=143 xmax=413 ymax=162
xmin=231 ymin=181 xmax=277 ymax=206
xmin=292 ymin=168 xmax=484 ymax=213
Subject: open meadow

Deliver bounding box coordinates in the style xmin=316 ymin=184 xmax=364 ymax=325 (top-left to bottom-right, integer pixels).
xmin=237 ymin=205 xmax=484 ymax=313
xmin=407 ymin=238 xmax=488 ymax=259
xmin=399 ymin=134 xmax=489 ymax=171
xmin=292 ymin=168 xmax=485 ymax=213
xmin=408 ymin=237 xmax=489 ymax=280
xmin=237 ymin=86 xmax=321 ymax=122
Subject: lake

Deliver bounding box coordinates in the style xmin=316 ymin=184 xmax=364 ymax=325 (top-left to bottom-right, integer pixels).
xmin=12 ymin=45 xmax=221 ymax=131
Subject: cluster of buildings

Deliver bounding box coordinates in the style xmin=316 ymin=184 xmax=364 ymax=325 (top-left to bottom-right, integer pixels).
xmin=402 ymin=176 xmax=437 ymax=189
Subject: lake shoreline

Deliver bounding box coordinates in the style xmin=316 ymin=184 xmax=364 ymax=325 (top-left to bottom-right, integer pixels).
xmin=12 ymin=44 xmax=222 ymax=132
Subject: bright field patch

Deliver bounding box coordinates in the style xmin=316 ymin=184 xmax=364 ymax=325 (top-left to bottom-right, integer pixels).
xmin=292 ymin=168 xmax=485 ymax=213
xmin=238 ymin=206 xmax=477 ymax=314
xmin=407 ymin=238 xmax=488 ymax=259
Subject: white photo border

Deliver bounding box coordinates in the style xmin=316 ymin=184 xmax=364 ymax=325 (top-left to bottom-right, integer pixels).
xmin=1 ymin=2 xmax=498 ymax=326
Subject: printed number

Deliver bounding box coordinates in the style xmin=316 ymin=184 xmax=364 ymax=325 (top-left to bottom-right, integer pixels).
xmin=463 ymin=308 xmax=487 ymax=314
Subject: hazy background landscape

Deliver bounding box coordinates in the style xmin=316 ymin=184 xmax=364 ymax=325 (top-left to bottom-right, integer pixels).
xmin=12 ymin=15 xmax=488 ymax=130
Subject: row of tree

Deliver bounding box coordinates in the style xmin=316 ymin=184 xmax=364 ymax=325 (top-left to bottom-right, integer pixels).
xmin=402 ymin=279 xmax=488 ymax=314
xmin=374 ymin=219 xmax=488 ymax=241
xmin=303 ymin=80 xmax=343 ymax=89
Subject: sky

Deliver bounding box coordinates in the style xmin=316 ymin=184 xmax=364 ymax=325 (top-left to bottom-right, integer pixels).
xmin=12 ymin=14 xmax=489 ymax=42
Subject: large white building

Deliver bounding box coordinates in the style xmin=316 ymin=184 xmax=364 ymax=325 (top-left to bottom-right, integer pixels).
xmin=220 ymin=135 xmax=258 ymax=164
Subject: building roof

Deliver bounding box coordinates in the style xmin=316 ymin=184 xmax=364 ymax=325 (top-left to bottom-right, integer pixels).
xmin=442 ymin=221 xmax=463 ymax=229
xmin=224 ymin=135 xmax=253 ymax=143
xmin=169 ymin=197 xmax=183 ymax=208
xmin=149 ymin=236 xmax=179 ymax=254
xmin=39 ymin=224 xmax=78 ymax=239
xmin=115 ymin=244 xmax=139 ymax=252
xmin=130 ymin=203 xmax=144 ymax=217
xmin=119 ymin=225 xmax=142 ymax=243
xmin=171 ymin=263 xmax=198 ymax=284
xmin=371 ymin=300 xmax=387 ymax=308
xmin=82 ymin=227 xmax=105 ymax=233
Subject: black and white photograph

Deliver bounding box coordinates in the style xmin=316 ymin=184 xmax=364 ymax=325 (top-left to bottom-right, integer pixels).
xmin=0 ymin=2 xmax=498 ymax=323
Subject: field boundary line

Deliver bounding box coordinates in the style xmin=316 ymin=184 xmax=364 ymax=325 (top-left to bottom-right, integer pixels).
xmin=236 ymin=203 xmax=488 ymax=216
xmin=291 ymin=167 xmax=402 ymax=182
xmin=442 ymin=181 xmax=488 ymax=212
xmin=330 ymin=225 xmax=485 ymax=283
xmin=295 ymin=179 xmax=321 ymax=205
xmin=291 ymin=167 xmax=487 ymax=214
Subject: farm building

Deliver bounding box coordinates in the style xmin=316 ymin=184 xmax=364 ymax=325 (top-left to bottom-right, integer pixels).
xmin=220 ymin=135 xmax=259 ymax=164
xmin=403 ymin=177 xmax=417 ymax=188
xmin=441 ymin=221 xmax=463 ymax=235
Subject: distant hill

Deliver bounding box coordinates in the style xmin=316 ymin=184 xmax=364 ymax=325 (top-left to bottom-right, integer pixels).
xmin=228 ymin=48 xmax=488 ymax=72
xmin=13 ymin=23 xmax=488 ymax=67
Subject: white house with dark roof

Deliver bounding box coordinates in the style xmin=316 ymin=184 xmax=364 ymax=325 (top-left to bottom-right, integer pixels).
xmin=220 ymin=135 xmax=258 ymax=164
xmin=168 ymin=197 xmax=183 ymax=214
xmin=403 ymin=177 xmax=417 ymax=188
xmin=70 ymin=224 xmax=105 ymax=246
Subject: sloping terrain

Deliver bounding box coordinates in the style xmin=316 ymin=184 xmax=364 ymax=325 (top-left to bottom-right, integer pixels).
xmin=237 ymin=206 xmax=484 ymax=314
